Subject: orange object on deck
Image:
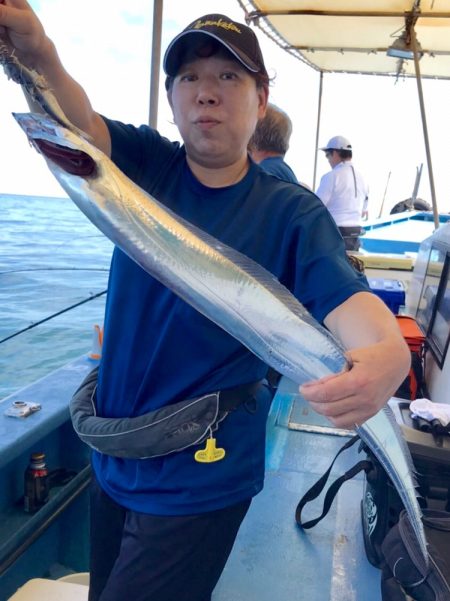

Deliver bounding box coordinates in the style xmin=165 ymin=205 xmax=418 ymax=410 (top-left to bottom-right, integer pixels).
xmin=396 ymin=315 xmax=426 ymax=353
xmin=396 ymin=315 xmax=427 ymax=400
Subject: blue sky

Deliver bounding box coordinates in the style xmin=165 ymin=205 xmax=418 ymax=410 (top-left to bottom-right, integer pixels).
xmin=0 ymin=0 xmax=449 ymax=218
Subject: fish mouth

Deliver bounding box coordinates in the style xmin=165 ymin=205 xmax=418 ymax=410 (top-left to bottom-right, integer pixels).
xmin=33 ymin=139 xmax=96 ymax=176
xmin=13 ymin=112 xmax=96 ymax=177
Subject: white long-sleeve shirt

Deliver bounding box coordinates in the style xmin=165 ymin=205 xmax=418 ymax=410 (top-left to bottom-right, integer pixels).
xmin=316 ymin=161 xmax=369 ymax=226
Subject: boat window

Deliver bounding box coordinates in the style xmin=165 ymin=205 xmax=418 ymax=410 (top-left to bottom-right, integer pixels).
xmin=418 ymin=247 xmax=450 ymax=367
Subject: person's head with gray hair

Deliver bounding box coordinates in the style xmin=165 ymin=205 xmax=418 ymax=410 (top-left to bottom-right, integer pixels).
xmin=249 ymin=103 xmax=293 ymax=158
xmin=248 ymin=103 xmax=299 ymax=185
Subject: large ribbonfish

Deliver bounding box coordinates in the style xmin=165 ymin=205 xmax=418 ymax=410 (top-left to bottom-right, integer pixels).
xmin=12 ymin=111 xmax=428 ymax=567
xmin=0 ymin=38 xmax=428 ymax=564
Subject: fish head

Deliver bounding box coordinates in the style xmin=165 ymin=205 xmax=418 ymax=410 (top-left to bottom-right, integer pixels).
xmin=13 ymin=112 xmax=97 ymax=177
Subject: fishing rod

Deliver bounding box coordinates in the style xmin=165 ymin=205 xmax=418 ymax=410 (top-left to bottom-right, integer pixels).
xmin=0 ymin=289 xmax=107 ymax=345
xmin=0 ymin=267 xmax=109 ymax=275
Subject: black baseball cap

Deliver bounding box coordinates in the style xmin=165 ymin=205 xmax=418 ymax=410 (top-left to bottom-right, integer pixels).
xmin=163 ymin=14 xmax=268 ymax=77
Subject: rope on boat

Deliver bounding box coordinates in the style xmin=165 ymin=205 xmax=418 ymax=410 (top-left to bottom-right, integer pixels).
xmin=0 ymin=289 xmax=107 ymax=345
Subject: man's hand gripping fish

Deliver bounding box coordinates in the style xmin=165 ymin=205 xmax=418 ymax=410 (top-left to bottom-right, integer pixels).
xmin=1 ymin=47 xmax=428 ymax=567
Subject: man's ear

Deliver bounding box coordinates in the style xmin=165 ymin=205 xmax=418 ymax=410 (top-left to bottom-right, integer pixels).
xmin=167 ymin=90 xmax=176 ymax=123
xmin=257 ymin=85 xmax=269 ymax=119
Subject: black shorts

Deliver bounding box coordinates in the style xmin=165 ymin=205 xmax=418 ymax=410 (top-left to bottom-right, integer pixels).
xmin=88 ymin=476 xmax=251 ymax=601
xmin=338 ymin=226 xmax=363 ymax=251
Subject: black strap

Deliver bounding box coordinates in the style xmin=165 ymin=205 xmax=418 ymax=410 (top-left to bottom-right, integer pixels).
xmin=218 ymin=381 xmax=263 ymax=412
xmin=296 ymin=435 xmax=372 ymax=529
xmin=350 ymin=164 xmax=358 ymax=197
xmin=381 ymin=561 xmax=408 ymax=601
xmin=73 ymin=366 xmax=261 ymax=415
xmin=266 ymin=367 xmax=282 ymax=393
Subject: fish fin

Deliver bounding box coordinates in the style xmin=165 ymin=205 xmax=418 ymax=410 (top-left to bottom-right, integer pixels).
xmin=382 ymin=405 xmax=420 ymax=488
xmin=169 ymin=209 xmax=347 ymax=356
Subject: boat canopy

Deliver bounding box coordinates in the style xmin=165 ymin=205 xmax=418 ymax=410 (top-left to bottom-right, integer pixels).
xmin=237 ymin=0 xmax=450 ymax=80
xmin=235 ymin=1 xmax=450 ymax=226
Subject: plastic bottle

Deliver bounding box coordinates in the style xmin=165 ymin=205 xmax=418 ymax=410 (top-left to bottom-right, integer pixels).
xmin=24 ymin=452 xmax=49 ymax=513
xmin=89 ymin=324 xmax=103 ymax=360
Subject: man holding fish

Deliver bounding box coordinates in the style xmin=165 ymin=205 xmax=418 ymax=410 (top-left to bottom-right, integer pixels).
xmin=0 ymin=2 xmax=411 ymax=600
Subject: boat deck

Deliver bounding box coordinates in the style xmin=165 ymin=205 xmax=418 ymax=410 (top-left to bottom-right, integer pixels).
xmin=214 ymin=376 xmax=381 ymax=600
xmin=0 ymin=359 xmax=382 ymax=600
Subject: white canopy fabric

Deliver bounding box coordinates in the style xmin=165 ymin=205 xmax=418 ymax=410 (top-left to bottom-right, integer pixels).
xmin=237 ymin=0 xmax=450 ymax=79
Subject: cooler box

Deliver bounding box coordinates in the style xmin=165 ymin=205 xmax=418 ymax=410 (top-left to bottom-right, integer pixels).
xmin=368 ymin=278 xmax=405 ymax=314
xmin=395 ymin=315 xmax=426 ymax=353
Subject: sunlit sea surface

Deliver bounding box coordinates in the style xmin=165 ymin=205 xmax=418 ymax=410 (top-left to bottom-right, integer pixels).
xmin=0 ymin=194 xmax=113 ymax=400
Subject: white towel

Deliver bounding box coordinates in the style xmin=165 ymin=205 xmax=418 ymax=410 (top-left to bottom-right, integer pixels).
xmin=410 ymin=398 xmax=450 ymax=427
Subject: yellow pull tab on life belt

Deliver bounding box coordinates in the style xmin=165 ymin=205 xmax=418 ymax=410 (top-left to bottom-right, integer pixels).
xmin=194 ymin=437 xmax=226 ymax=463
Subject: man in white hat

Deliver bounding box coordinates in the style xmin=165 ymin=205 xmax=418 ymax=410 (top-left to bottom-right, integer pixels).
xmin=316 ymin=135 xmax=369 ymax=251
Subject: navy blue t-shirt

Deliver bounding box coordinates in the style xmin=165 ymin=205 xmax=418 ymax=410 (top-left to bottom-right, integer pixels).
xmin=258 ymin=155 xmax=299 ymax=184
xmin=92 ymin=119 xmax=369 ymax=515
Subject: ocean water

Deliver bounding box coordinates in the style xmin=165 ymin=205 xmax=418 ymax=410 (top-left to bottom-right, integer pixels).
xmin=0 ymin=194 xmax=113 ymax=401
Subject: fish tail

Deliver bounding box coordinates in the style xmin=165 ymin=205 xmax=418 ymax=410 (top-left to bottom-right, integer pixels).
xmin=357 ymin=406 xmax=429 ymax=567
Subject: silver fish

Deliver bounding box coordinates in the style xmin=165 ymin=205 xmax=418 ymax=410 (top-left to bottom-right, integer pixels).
xmin=12 ymin=111 xmax=428 ymax=567
xmin=13 ymin=113 xmax=348 ymax=382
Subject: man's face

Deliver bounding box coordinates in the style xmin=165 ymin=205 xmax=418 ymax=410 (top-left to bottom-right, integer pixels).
xmin=325 ymin=149 xmax=340 ymax=168
xmin=168 ymin=53 xmax=267 ymax=170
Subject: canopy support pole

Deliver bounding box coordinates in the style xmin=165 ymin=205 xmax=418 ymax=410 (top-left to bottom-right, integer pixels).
xmin=149 ymin=0 xmax=164 ymax=128
xmin=411 ymin=27 xmax=440 ymax=230
xmin=312 ymin=70 xmax=324 ymax=191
